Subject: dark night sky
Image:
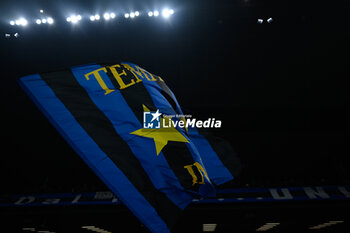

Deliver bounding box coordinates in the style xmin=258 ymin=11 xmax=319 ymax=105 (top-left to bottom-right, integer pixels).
xmin=0 ymin=0 xmax=349 ymax=194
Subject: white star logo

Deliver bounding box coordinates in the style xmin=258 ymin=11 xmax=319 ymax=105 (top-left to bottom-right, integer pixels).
xmin=150 ymin=109 xmax=162 ymax=122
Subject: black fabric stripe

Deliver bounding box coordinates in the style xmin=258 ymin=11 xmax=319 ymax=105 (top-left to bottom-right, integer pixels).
xmin=162 ymin=141 xmax=200 ymax=191
xmin=102 ymin=63 xmax=199 ymax=191
xmin=40 ymin=69 xmax=180 ymax=229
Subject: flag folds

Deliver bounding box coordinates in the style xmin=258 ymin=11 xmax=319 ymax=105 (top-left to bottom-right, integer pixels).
xmin=18 ymin=62 xmax=241 ymax=233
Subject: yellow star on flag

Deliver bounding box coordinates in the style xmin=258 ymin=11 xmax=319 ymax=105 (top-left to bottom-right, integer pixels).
xmin=130 ymin=105 xmax=189 ymax=155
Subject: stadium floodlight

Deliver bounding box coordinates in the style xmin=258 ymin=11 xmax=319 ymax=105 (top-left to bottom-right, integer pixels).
xmin=10 ymin=20 xmax=15 ymax=26
xmin=153 ymin=10 xmax=159 ymax=17
xmin=162 ymin=9 xmax=171 ymax=18
xmin=130 ymin=12 xmax=135 ymax=18
xmin=19 ymin=18 xmax=28 ymax=26
xmin=66 ymin=17 xmax=71 ymax=22
xmin=36 ymin=19 xmax=41 ymax=24
xmin=135 ymin=11 xmax=140 ymax=16
xmin=95 ymin=14 xmax=100 ymax=20
xmin=77 ymin=15 xmax=82 ymax=20
xmin=47 ymin=17 xmax=54 ymax=24
xmin=110 ymin=13 xmax=116 ymax=18
xmin=42 ymin=18 xmax=47 ymax=24
xmin=148 ymin=11 xmax=153 ymax=17
xmin=124 ymin=13 xmax=129 ymax=18
xmin=169 ymin=9 xmax=174 ymax=15
xmin=70 ymin=15 xmax=78 ymax=24
xmin=40 ymin=9 xmax=44 ymax=13
xmin=103 ymin=13 xmax=110 ymax=20
xmin=90 ymin=15 xmax=95 ymax=21
xmin=15 ymin=20 xmax=21 ymax=25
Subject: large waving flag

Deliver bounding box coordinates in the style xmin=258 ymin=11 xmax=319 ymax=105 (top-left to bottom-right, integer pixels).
xmin=18 ymin=62 xmax=241 ymax=233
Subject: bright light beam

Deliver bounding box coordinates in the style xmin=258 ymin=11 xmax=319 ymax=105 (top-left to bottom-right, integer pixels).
xmin=67 ymin=15 xmax=80 ymax=24
xmin=19 ymin=18 xmax=28 ymax=26
xmin=103 ymin=13 xmax=110 ymax=20
xmin=47 ymin=17 xmax=54 ymax=24
xmin=71 ymin=16 xmax=78 ymax=24
xmin=162 ymin=9 xmax=171 ymax=18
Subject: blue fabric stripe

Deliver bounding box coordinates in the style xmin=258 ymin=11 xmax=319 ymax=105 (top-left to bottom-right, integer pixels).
xmin=18 ymin=74 xmax=170 ymax=233
xmin=187 ymin=128 xmax=234 ymax=185
xmin=70 ymin=64 xmax=194 ymax=209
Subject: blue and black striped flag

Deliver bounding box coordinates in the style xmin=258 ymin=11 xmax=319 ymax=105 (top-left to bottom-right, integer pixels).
xmin=18 ymin=62 xmax=241 ymax=233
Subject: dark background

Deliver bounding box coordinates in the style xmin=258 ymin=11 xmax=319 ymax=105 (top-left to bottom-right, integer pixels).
xmin=0 ymin=0 xmax=349 ymax=232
